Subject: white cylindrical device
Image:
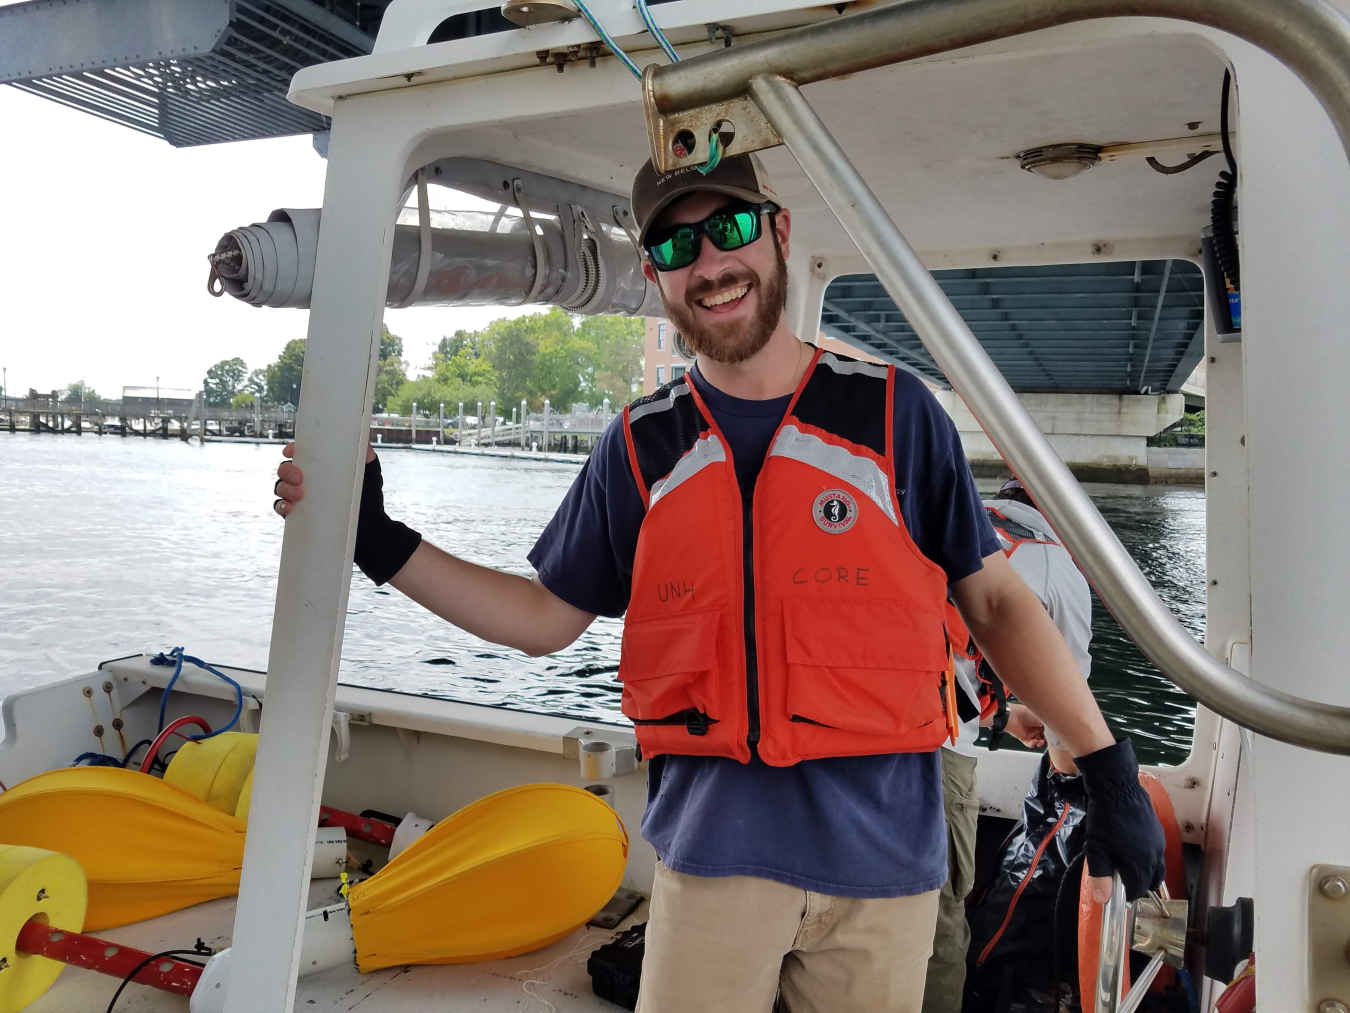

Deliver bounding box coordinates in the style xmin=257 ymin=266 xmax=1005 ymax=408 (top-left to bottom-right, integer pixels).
xmin=190 ymin=903 xmax=355 ymax=1013
xmin=310 ymin=826 xmax=348 ymax=879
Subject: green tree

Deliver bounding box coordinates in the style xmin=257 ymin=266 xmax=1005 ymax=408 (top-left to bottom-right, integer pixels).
xmin=265 ymin=339 xmax=306 ymax=406
xmin=372 ymin=324 xmax=408 ymax=411
xmin=231 ymin=391 xmax=256 ymax=409
xmin=387 ymin=376 xmax=497 ymax=418
xmin=576 ymin=315 xmax=645 ymax=405
xmin=62 ymin=381 xmax=101 ymax=402
xmin=373 ymin=357 xmax=408 ymax=412
xmin=203 ymin=357 xmax=249 ymax=406
xmin=247 ymin=369 xmax=267 ymax=398
xmin=380 ymin=325 xmax=403 ymax=363
xmin=480 ymin=309 xmax=577 ymax=410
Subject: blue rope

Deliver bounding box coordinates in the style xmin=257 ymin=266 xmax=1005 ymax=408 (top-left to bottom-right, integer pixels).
xmin=634 ymin=0 xmax=679 ymax=63
xmin=73 ymin=738 xmax=154 ymax=768
xmin=150 ymin=647 xmax=243 ymax=740
xmin=696 ymin=131 xmax=724 ymax=174
xmin=571 ymin=0 xmax=727 ymax=176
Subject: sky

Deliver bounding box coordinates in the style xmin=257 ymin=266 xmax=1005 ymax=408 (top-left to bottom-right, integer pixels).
xmin=0 ymin=85 xmax=535 ymax=400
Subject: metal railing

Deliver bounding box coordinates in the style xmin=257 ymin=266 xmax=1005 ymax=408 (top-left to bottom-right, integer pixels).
xmin=642 ymin=0 xmax=1350 ymax=755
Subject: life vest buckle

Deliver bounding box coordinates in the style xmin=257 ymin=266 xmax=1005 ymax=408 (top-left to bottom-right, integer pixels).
xmin=684 ymin=710 xmax=710 ymax=736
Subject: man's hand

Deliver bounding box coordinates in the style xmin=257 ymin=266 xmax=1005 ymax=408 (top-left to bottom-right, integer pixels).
xmin=273 ymin=442 xmax=376 ymax=517
xmin=1004 ymin=704 xmax=1047 ymax=749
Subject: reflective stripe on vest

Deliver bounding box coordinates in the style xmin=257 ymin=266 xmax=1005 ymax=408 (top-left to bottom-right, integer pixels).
xmin=618 ymin=347 xmax=955 ymax=766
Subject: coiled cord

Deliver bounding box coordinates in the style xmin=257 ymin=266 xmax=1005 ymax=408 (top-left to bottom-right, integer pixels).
xmin=1211 ymin=69 xmax=1241 ymax=292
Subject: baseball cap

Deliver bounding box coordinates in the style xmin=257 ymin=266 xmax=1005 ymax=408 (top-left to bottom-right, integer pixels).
xmin=998 ymin=479 xmax=1024 ymax=493
xmin=630 ymin=152 xmax=779 ymax=247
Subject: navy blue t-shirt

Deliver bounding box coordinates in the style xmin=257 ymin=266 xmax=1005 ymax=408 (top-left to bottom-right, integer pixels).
xmin=528 ymin=362 xmax=999 ymax=897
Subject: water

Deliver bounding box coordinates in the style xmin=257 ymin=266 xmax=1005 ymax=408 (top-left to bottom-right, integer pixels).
xmin=0 ymin=436 xmax=1203 ymax=765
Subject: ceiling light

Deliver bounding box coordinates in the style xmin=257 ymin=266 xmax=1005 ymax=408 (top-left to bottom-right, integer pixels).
xmin=500 ymin=0 xmax=580 ymax=27
xmin=1016 ymin=143 xmax=1102 ymax=180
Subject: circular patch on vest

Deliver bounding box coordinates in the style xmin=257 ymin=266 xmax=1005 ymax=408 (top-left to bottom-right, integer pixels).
xmin=812 ymin=489 xmax=858 ymax=534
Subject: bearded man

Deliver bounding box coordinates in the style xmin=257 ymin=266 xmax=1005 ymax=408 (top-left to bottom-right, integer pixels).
xmin=272 ymin=154 xmax=1166 ymax=1012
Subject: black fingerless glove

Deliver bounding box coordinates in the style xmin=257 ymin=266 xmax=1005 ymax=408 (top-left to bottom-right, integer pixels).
xmin=353 ymin=457 xmax=422 ymax=586
xmin=1075 ymin=737 xmax=1167 ymax=901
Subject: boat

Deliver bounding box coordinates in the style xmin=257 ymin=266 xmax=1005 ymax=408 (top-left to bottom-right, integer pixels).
xmin=3 ymin=0 xmax=1350 ymax=1009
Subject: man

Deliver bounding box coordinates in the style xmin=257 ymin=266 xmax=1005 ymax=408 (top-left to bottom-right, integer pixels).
xmin=273 ymin=153 xmax=1164 ymax=1012
xmin=923 ymin=478 xmax=1094 ymax=1012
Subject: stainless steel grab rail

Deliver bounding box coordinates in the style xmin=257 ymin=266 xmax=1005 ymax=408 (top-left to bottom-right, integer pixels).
xmin=642 ymin=0 xmax=1350 ymax=753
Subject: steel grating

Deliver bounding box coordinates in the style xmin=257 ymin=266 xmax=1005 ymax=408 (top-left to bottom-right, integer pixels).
xmin=821 ymin=260 xmax=1206 ymax=394
xmin=2 ymin=0 xmax=378 ymax=147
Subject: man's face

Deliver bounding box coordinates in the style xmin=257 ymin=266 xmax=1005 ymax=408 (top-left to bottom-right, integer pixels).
xmin=641 ymin=192 xmax=792 ymax=365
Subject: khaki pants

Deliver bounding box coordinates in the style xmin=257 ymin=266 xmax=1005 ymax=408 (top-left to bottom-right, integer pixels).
xmin=922 ymin=749 xmax=979 ymax=1013
xmin=636 ymin=860 xmax=939 ymax=1013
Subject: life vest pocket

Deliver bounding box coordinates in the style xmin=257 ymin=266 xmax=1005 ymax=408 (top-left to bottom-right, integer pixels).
xmin=782 ymin=599 xmax=947 ymax=738
xmin=618 ymin=608 xmax=722 ymax=726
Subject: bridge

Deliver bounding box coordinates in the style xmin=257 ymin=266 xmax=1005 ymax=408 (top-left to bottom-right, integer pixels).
xmin=818 ymin=259 xmax=1208 ymax=481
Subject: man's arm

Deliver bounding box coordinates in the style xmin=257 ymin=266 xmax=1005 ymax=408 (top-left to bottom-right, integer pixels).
xmin=389 ymin=542 xmax=596 ymax=657
xmin=951 ymin=550 xmax=1113 ymax=759
xmin=274 ymin=443 xmax=596 ymax=657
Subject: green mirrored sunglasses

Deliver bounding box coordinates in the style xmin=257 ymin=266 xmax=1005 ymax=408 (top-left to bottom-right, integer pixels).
xmin=644 ymin=202 xmax=777 ymax=272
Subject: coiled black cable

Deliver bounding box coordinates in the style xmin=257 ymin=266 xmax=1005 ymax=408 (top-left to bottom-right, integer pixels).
xmin=1211 ymin=69 xmax=1241 ymax=292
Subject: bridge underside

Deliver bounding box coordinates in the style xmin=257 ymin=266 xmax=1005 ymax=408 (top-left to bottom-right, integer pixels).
xmin=822 ymin=259 xmax=1206 ymax=396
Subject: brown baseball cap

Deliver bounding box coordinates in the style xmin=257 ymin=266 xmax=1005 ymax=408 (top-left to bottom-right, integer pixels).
xmin=631 ymin=152 xmax=779 ymax=247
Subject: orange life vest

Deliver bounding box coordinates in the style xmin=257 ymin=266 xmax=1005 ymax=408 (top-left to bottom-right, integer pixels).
xmin=617 ymin=347 xmax=959 ymax=766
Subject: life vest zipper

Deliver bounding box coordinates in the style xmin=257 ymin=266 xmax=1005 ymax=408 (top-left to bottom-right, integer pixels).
xmin=742 ymin=489 xmax=760 ymax=747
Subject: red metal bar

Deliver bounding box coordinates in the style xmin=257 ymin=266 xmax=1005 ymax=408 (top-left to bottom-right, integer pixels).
xmin=318 ymin=805 xmax=396 ymax=848
xmin=16 ymin=920 xmax=203 ymax=996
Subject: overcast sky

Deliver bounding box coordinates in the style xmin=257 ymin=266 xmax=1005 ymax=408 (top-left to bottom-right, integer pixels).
xmin=0 ymin=85 xmax=534 ymax=400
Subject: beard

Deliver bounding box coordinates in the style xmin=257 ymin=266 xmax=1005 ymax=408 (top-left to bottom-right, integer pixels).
xmin=661 ymin=234 xmax=788 ymax=365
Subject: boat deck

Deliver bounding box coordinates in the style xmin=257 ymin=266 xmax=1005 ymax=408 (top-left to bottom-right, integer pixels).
xmin=32 ymin=876 xmax=644 ymax=1012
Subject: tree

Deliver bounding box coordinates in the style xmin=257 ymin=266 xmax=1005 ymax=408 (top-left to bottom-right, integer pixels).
xmin=480 ymin=310 xmax=576 ymax=409
xmin=265 ymin=339 xmax=306 ymax=406
xmin=372 ymin=357 xmax=408 ymax=412
xmin=231 ymin=391 xmax=256 ymax=409
xmin=62 ymin=380 xmax=101 ymax=402
xmin=576 ymin=315 xmax=645 ymax=405
xmin=247 ymin=369 xmax=267 ymax=398
xmin=380 ymin=325 xmax=403 ymax=363
xmin=387 ymin=376 xmax=497 ymax=418
xmin=372 ymin=324 xmax=408 ymax=411
xmin=203 ymin=357 xmax=249 ymax=406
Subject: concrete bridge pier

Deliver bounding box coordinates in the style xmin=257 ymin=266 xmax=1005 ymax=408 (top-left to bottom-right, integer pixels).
xmin=933 ymin=391 xmax=1186 ymax=484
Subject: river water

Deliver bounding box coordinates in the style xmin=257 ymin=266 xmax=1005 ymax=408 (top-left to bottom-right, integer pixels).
xmin=0 ymin=435 xmax=1203 ymax=765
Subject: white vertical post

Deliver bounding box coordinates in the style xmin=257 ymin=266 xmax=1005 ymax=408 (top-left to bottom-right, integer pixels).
xmin=521 ymin=399 xmax=528 ymax=449
xmin=1228 ymin=36 xmax=1350 ymax=1005
xmin=542 ymin=398 xmax=550 ymax=454
xmin=602 ymin=397 xmax=611 ymax=428
xmin=223 ymin=102 xmax=404 ymax=1013
xmin=254 ymin=394 xmax=261 ymax=440
xmin=438 ymin=402 xmax=445 ymax=446
xmin=489 ymin=400 xmax=496 ymax=448
xmin=458 ymin=402 xmax=464 ymax=449
xmin=411 ymin=401 xmax=417 ymax=448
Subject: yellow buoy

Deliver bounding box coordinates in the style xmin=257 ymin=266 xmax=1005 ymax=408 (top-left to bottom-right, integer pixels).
xmin=349 ymin=783 xmax=628 ymax=971
xmin=0 ymin=845 xmax=87 ymax=1013
xmin=163 ymin=732 xmax=258 ymax=816
xmin=0 ymin=768 xmax=244 ymax=930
